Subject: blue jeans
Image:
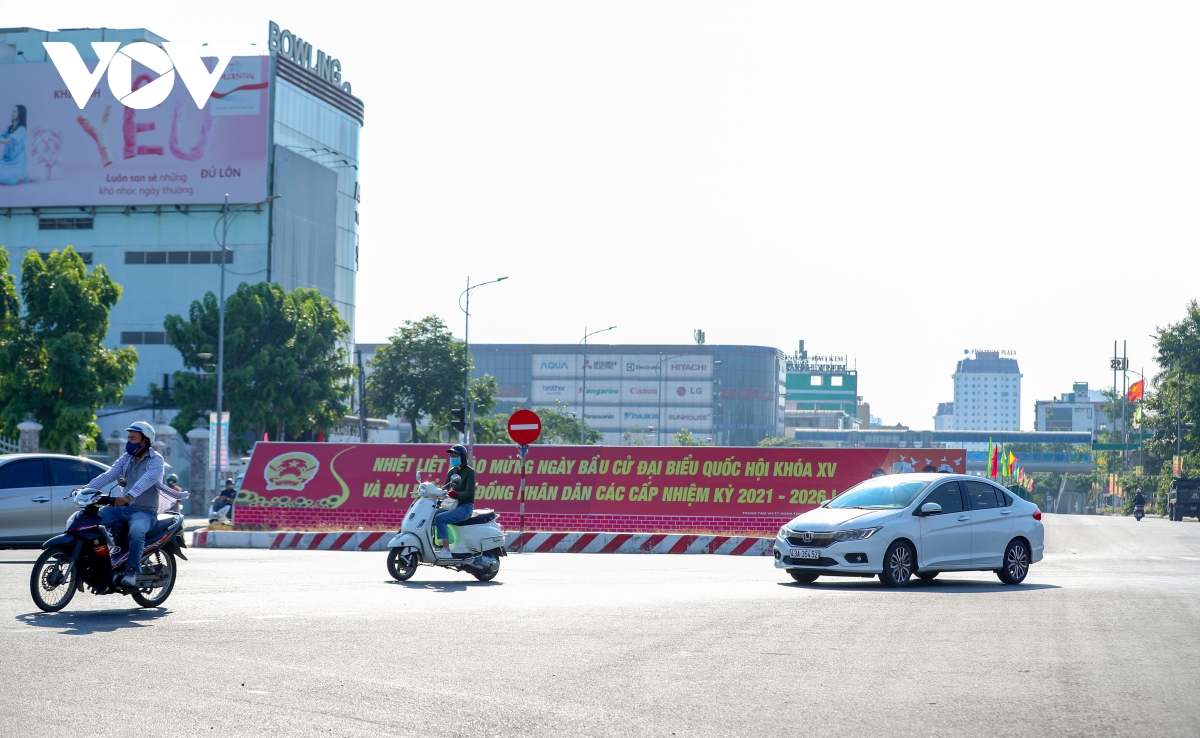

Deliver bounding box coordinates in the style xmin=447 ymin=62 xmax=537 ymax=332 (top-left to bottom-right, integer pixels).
xmin=434 ymin=503 xmax=474 ymax=544
xmin=99 ymin=505 xmax=156 ymax=573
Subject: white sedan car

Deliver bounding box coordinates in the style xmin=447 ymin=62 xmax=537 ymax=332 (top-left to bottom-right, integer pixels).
xmin=773 ymin=473 xmax=1044 ymax=586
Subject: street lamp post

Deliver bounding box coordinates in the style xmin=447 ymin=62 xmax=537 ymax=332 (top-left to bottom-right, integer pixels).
xmin=214 ymin=193 xmax=279 ymax=491
xmin=459 ymin=276 xmax=508 ymax=460
xmin=580 ymin=325 xmax=617 ymax=444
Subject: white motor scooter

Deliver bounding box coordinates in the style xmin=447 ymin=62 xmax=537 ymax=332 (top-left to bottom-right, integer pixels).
xmin=385 ymin=472 xmax=506 ymax=582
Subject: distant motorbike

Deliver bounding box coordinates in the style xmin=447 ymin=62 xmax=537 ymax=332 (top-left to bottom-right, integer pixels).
xmin=385 ymin=472 xmax=505 ymax=582
xmin=29 ymin=488 xmax=186 ymax=612
xmin=1134 ymin=504 xmax=1144 ymax=521
xmin=209 ymin=495 xmax=234 ymax=525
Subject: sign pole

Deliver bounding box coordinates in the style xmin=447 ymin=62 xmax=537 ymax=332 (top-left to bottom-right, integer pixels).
xmin=518 ymin=443 xmax=529 ymax=534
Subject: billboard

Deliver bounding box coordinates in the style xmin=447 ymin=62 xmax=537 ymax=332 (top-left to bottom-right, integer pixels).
xmin=532 ymin=354 xmax=714 ymax=379
xmin=0 ymin=57 xmax=269 ymax=207
xmin=237 ymin=443 xmax=967 ymax=521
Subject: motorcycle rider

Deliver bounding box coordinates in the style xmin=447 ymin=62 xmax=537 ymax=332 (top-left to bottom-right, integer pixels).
xmin=85 ymin=421 xmax=171 ymax=587
xmin=1133 ymin=488 xmax=1147 ymax=510
xmin=165 ymin=473 xmax=184 ymax=514
xmin=212 ymin=478 xmax=236 ymax=522
xmin=434 ymin=444 xmax=475 ymax=558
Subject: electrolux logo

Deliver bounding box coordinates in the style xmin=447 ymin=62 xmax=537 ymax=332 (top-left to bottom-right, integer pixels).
xmin=44 ymin=41 xmax=238 ymax=110
xmin=625 ymin=362 xmax=658 ymax=372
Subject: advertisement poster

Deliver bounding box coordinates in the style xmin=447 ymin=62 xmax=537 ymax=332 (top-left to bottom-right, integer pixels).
xmin=0 ymin=57 xmax=269 ymax=207
xmin=238 ymin=443 xmax=965 ymax=520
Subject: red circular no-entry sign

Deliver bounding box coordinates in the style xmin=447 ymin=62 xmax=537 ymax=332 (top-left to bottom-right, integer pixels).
xmin=507 ymin=409 xmax=542 ymax=445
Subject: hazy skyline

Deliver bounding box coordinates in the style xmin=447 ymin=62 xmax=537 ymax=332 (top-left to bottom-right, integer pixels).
xmin=15 ymin=2 xmax=1198 ymax=429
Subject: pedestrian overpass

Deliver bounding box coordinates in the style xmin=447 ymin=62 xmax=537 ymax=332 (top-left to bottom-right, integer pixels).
xmin=790 ymin=429 xmax=1096 ymax=473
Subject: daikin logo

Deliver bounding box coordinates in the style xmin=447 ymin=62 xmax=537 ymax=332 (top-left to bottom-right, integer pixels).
xmin=43 ymin=41 xmax=237 ymax=110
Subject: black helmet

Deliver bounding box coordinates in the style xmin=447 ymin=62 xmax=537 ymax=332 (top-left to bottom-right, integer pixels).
xmin=447 ymin=444 xmax=467 ymax=457
xmin=224 ymin=478 xmax=234 ymax=486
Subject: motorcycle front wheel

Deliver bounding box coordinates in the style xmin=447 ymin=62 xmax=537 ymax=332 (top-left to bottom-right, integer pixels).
xmin=131 ymin=550 xmax=177 ymax=608
xmin=387 ymin=549 xmax=419 ymax=581
xmin=30 ymin=547 xmax=78 ymax=613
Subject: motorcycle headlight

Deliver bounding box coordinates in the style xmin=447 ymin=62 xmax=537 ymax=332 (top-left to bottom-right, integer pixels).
xmin=832 ymin=527 xmax=881 ymax=542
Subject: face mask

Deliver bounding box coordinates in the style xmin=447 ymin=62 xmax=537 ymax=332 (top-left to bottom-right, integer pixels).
xmin=449 ymin=457 xmax=461 ymax=468
xmin=126 ymin=441 xmax=142 ymax=455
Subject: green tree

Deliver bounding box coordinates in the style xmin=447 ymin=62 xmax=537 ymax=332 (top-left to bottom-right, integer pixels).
xmin=671 ymin=428 xmax=706 ymax=446
xmin=429 ymin=374 xmax=500 ymax=442
xmin=368 ymin=316 xmax=470 ymax=443
xmin=0 ymin=248 xmax=17 ymax=334
xmin=757 ymin=436 xmax=804 ymax=448
xmin=0 ymin=248 xmax=137 ymax=454
xmin=165 ymin=282 xmax=352 ymax=447
xmin=534 ymin=401 xmax=602 ymax=445
xmin=1145 ymin=301 xmax=1200 ymax=476
xmin=622 ymin=424 xmax=653 ymax=447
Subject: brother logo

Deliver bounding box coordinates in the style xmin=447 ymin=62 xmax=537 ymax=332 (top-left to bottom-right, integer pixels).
xmin=44 ymin=41 xmax=238 ymax=110
xmin=540 ymin=384 xmax=567 ymax=392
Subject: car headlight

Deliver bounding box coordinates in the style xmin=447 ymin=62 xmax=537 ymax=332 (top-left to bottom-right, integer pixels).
xmin=779 ymin=525 xmax=790 ymax=538
xmin=832 ymin=527 xmax=881 ymax=542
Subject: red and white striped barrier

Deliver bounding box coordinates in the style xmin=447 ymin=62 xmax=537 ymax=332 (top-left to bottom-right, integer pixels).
xmin=192 ymin=530 xmax=392 ymax=551
xmin=191 ymin=529 xmax=775 ymax=555
xmin=503 ymin=532 xmax=774 ymax=555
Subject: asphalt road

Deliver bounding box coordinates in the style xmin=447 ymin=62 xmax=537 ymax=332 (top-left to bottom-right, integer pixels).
xmin=1 ymin=515 xmax=1198 ymax=738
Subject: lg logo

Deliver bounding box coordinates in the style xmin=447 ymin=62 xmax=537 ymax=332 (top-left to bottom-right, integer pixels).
xmin=44 ymin=41 xmax=236 ymax=110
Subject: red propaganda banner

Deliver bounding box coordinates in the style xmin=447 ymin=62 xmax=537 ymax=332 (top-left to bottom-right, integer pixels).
xmin=237 ymin=444 xmax=965 ymax=522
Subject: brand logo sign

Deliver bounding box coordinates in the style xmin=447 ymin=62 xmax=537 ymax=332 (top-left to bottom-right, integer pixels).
xmin=584 ymin=359 xmax=619 ymax=371
xmin=624 ymin=412 xmax=659 ymax=420
xmin=264 ymin=452 xmax=321 ymax=491
xmin=268 ymin=21 xmax=348 ymax=91
xmin=44 ymin=41 xmax=238 ymax=110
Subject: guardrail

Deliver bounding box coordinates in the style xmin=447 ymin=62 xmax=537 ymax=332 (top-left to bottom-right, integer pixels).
xmin=0 ymin=437 xmax=18 ymax=454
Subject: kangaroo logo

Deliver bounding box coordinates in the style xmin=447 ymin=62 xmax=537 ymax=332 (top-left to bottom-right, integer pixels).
xmin=43 ymin=41 xmax=237 ymax=110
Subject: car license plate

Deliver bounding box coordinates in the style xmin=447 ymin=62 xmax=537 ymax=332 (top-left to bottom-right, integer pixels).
xmin=790 ymin=548 xmax=819 ymax=560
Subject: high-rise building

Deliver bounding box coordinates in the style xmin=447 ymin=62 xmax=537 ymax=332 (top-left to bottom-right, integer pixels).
xmin=0 ymin=25 xmax=363 ymax=439
xmin=1034 ymin=382 xmax=1109 ymax=436
xmin=951 ymin=351 xmax=1022 ymax=431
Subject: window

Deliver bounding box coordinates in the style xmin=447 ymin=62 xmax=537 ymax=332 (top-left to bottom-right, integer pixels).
xmin=37 ymin=251 xmax=92 ymax=264
xmin=831 ymin=376 xmax=843 ymax=386
xmin=126 ymin=250 xmax=231 ymax=264
xmin=121 ymin=332 xmax=171 ymax=345
xmin=0 ymin=459 xmax=48 ymax=489
xmin=810 ymin=376 xmax=823 ymax=386
xmin=965 ymin=481 xmax=1000 ymax=510
xmin=921 ymin=482 xmax=964 ymax=513
xmin=39 ymin=217 xmax=93 ymax=230
xmin=49 ymin=459 xmax=102 ymax=487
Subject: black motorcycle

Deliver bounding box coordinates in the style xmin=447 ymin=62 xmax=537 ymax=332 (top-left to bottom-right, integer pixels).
xmin=1134 ymin=504 xmax=1145 ymax=521
xmin=29 ymin=487 xmax=187 ymax=612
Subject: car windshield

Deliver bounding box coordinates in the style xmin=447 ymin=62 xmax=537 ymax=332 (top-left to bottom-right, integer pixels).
xmin=828 ymin=477 xmax=932 ymax=509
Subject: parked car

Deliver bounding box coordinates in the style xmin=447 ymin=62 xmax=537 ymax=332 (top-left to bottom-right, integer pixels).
xmin=0 ymin=454 xmax=118 ymax=548
xmin=774 ymin=473 xmax=1045 ymax=586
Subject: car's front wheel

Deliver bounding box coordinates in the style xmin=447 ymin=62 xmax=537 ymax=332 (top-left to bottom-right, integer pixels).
xmin=879 ymin=541 xmax=915 ymax=587
xmin=996 ymin=539 xmax=1030 ymax=585
xmin=788 ymin=570 xmax=819 ymax=584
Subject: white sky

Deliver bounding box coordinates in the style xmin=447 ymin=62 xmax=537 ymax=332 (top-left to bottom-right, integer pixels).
xmin=21 ymin=2 xmax=1200 ymax=428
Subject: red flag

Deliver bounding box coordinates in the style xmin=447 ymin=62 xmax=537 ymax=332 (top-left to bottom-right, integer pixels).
xmin=1127 ymin=380 xmax=1144 ymax=402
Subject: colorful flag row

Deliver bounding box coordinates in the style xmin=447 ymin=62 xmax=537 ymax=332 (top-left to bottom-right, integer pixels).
xmin=988 ymin=439 xmax=1034 ymax=493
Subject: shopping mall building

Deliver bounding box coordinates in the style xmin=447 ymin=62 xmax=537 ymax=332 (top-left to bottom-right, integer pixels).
xmin=0 ymin=24 xmax=363 ymax=441
xmin=357 ymin=343 xmax=788 ymax=447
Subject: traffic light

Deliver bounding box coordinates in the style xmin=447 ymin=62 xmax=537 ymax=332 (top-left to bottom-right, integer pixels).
xmin=450 ymin=408 xmax=466 ymax=433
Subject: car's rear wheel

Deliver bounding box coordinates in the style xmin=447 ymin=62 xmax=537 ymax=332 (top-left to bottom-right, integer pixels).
xmin=996 ymin=539 xmax=1029 ymax=585
xmin=788 ymin=570 xmax=819 ymax=584
xmin=916 ymin=571 xmax=939 ymax=581
xmin=879 ymin=542 xmax=915 ymax=587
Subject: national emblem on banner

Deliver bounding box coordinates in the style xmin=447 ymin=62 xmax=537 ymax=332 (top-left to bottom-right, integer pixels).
xmin=264 ymin=452 xmax=321 ymax=491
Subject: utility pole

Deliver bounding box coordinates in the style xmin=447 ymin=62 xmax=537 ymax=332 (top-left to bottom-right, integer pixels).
xmin=356 ymin=349 xmax=367 ymax=443
xmin=1122 ymin=340 xmax=1128 ymax=473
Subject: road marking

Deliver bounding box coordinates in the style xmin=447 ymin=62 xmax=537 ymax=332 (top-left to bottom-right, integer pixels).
xmin=175 ymin=619 xmax=218 ymax=624
xmin=250 ymin=614 xmax=296 ymax=620
xmin=246 ymin=690 xmax=270 ymax=694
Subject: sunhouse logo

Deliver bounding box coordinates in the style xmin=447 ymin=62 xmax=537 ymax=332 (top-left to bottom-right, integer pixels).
xmin=43 ymin=41 xmax=238 ymax=110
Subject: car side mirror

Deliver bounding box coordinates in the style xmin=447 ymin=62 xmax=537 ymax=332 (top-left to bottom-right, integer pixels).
xmin=415 ymin=471 xmax=422 ymax=484
xmin=919 ymin=502 xmax=942 ymax=516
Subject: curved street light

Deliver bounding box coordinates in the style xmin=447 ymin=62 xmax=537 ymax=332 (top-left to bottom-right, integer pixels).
xmin=580 ymin=325 xmax=617 ymax=444
xmin=459 ymin=276 xmax=508 ymax=459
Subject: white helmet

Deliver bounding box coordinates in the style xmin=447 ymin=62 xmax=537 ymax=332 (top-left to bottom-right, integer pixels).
xmin=125 ymin=421 xmax=156 ymax=445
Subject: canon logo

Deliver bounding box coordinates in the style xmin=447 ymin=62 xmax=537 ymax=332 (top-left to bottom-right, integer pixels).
xmin=44 ymin=41 xmax=237 ymax=110
xmin=629 ymin=388 xmax=658 ymax=395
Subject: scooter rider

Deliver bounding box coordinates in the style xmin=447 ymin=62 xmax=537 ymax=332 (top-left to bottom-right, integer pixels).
xmin=434 ymin=444 xmax=475 ymax=558
xmin=213 ymin=478 xmax=236 ymax=520
xmin=85 ymin=421 xmax=171 ymax=587
xmin=1133 ymin=489 xmax=1147 ymax=508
